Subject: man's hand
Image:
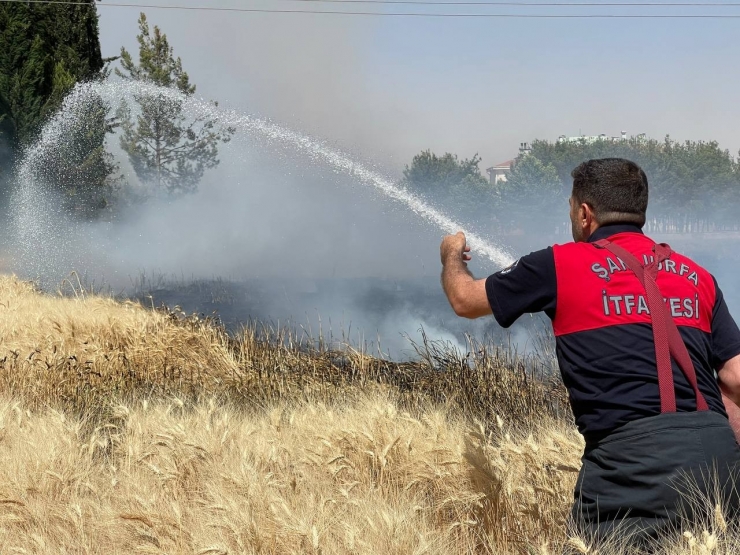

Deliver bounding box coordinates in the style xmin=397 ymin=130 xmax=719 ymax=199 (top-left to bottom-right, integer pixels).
xmin=440 ymin=231 xmax=492 ymax=320
xmin=440 ymin=231 xmax=472 ymax=265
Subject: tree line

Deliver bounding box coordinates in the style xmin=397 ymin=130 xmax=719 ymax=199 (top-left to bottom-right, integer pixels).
xmin=402 ymin=137 xmax=740 ymax=235
xmin=0 ymin=3 xmax=230 ymax=216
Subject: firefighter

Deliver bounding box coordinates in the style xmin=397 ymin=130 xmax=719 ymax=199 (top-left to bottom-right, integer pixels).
xmin=440 ymin=158 xmax=740 ymax=544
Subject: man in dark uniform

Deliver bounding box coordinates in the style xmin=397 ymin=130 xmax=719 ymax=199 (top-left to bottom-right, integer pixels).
xmin=440 ymin=158 xmax=740 ymax=544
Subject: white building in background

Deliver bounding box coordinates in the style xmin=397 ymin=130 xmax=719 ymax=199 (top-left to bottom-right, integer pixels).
xmin=487 ymin=159 xmax=515 ymax=184
xmin=486 ymin=143 xmax=532 ymax=185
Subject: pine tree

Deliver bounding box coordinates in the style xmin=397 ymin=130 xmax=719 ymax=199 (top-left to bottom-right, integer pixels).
xmin=401 ymin=150 xmax=494 ymax=221
xmin=116 ymin=13 xmax=233 ymax=196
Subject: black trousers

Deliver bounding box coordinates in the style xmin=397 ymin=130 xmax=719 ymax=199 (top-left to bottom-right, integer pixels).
xmin=571 ymin=411 xmax=740 ymax=547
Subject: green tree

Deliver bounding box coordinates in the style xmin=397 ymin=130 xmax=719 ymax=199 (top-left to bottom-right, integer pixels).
xmin=402 ymin=151 xmax=486 ymax=194
xmin=401 ymin=150 xmax=493 ymax=218
xmin=116 ymin=13 xmax=233 ymax=196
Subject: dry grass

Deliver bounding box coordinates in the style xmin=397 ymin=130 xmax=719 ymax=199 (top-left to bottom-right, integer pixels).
xmin=0 ymin=275 xmax=236 ymax=412
xmin=0 ymin=275 xmax=567 ymax=425
xmin=0 ymin=395 xmax=583 ymax=554
xmin=0 ymin=274 xmax=734 ymax=554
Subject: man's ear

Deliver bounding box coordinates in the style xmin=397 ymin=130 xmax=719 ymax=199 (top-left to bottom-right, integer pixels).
xmin=578 ymin=203 xmax=590 ymax=227
xmin=581 ymin=203 xmax=600 ymax=236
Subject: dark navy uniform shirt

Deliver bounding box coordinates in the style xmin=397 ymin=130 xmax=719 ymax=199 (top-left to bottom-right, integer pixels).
xmin=486 ymin=224 xmax=740 ymax=441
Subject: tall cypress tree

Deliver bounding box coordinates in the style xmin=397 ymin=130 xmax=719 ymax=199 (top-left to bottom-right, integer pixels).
xmin=0 ymin=1 xmax=104 ymax=146
xmin=0 ymin=0 xmax=110 ymax=210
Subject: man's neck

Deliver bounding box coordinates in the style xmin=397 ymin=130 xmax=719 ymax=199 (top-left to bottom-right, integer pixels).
xmin=586 ymin=223 xmax=644 ymax=243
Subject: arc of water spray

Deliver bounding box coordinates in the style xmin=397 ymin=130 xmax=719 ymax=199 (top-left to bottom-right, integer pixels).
xmin=176 ymin=85 xmax=517 ymax=269
xmin=230 ymin=117 xmax=516 ymax=269
xmin=15 ymin=82 xmax=516 ymax=276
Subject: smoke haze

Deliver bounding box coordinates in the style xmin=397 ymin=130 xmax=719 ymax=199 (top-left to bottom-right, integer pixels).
xmin=8 ymin=82 xmax=520 ymax=358
xmin=5 ymin=4 xmax=740 ymax=358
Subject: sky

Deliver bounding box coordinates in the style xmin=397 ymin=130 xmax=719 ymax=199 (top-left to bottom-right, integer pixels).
xmin=96 ymin=0 xmax=740 ymax=175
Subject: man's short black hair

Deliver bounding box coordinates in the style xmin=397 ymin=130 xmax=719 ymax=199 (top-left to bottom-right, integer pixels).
xmin=571 ymin=158 xmax=649 ymax=227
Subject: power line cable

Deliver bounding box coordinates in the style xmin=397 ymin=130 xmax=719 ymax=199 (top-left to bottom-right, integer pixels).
xmin=264 ymin=0 xmax=740 ymax=5
xmin=3 ymin=0 xmax=740 ymax=17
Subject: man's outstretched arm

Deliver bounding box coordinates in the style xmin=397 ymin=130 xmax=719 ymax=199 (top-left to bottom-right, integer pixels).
xmin=440 ymin=232 xmax=492 ymax=319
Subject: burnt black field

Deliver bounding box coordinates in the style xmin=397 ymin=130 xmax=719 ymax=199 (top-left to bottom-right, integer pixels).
xmin=131 ymin=274 xmax=546 ymax=360
xmin=127 ymin=232 xmax=740 ymax=362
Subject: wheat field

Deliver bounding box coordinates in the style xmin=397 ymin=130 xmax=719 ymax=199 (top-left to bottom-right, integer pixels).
xmin=0 ymin=275 xmax=734 ymax=554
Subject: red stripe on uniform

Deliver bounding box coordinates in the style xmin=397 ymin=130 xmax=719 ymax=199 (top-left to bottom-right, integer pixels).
xmin=553 ymin=233 xmax=715 ymax=337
